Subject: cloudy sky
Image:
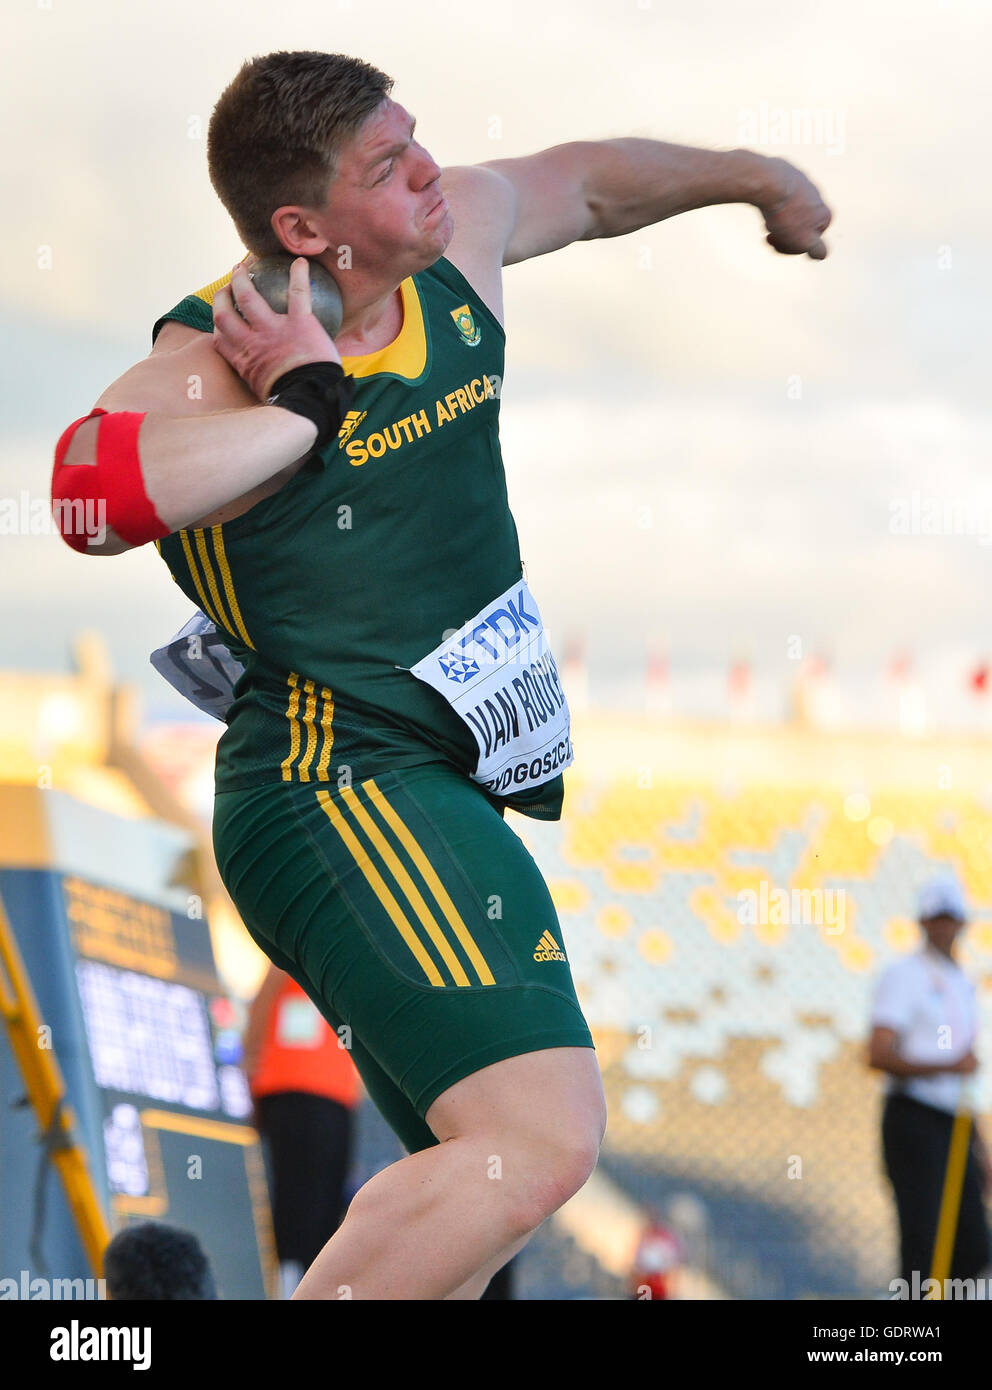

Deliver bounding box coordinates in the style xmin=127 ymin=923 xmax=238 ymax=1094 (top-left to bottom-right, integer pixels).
xmin=3 ymin=0 xmax=991 ymax=726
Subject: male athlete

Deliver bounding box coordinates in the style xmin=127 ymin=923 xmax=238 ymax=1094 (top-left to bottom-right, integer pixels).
xmin=51 ymin=51 xmax=831 ymax=1300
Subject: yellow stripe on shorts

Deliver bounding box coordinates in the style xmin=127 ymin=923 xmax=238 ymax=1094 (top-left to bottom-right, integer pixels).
xmin=315 ymin=789 xmax=445 ymax=988
xmin=363 ymin=778 xmax=496 ymax=987
xmin=339 ymin=786 xmax=472 ymax=987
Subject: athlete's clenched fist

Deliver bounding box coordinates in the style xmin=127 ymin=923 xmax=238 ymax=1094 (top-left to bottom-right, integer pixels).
xmin=758 ymin=156 xmax=833 ymax=260
xmin=212 ymin=256 xmax=343 ymax=400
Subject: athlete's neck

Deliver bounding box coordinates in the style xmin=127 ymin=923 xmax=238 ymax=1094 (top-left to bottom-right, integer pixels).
xmin=320 ymin=252 xmax=439 ymax=357
xmin=335 ymin=282 xmax=404 ymax=356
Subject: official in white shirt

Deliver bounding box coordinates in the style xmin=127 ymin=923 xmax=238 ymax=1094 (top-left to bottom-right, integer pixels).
xmin=868 ymin=872 xmax=991 ymax=1288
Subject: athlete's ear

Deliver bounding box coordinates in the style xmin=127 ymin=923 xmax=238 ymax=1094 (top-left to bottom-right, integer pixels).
xmin=270 ymin=206 xmax=328 ymax=259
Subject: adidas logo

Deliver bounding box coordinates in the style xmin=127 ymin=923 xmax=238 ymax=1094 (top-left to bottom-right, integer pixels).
xmin=533 ymin=930 xmax=566 ymax=963
xmin=337 ymin=409 xmax=367 ymax=447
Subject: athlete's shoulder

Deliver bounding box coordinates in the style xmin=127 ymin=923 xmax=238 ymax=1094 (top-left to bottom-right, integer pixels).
xmin=188 ymin=268 xmax=237 ymax=308
xmin=152 ymin=266 xmax=238 ymax=348
xmin=436 ymin=165 xmax=512 ymax=328
xmin=440 ymin=164 xmax=515 ymax=246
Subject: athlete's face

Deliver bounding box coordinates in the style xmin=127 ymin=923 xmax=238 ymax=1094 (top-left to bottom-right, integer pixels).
xmin=315 ymin=99 xmax=453 ymax=274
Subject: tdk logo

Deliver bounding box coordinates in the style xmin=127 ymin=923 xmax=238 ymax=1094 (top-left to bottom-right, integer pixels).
xmin=440 ymin=589 xmax=541 ymax=678
xmin=439 ymin=654 xmax=480 ymax=683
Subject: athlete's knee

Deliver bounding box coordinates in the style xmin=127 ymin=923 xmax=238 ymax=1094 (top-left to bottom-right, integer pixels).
xmin=425 ymin=1047 xmax=607 ymax=1231
xmin=501 ymin=1115 xmax=604 ymax=1237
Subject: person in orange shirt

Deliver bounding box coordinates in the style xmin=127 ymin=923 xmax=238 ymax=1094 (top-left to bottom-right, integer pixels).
xmin=243 ymin=964 xmax=363 ymax=1298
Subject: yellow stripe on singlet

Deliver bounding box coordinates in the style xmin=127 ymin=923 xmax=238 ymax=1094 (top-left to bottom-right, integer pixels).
xmin=315 ymin=688 xmax=335 ymax=780
xmin=281 ymin=678 xmax=336 ymax=782
xmin=192 ymin=529 xmax=234 ymax=634
xmin=280 ymin=673 xmax=303 ymax=780
xmin=192 ymin=269 xmax=237 ymax=307
xmin=363 ymin=778 xmax=496 ymax=987
xmin=178 ymin=530 xmax=221 ymax=626
xmin=296 ymin=680 xmax=318 ymax=780
xmin=209 ymin=526 xmax=254 ymax=649
xmin=339 ymin=274 xmax=427 ymax=382
xmin=316 ymin=789 xmax=445 ymax=987
xmin=339 ymin=786 xmax=472 ymax=987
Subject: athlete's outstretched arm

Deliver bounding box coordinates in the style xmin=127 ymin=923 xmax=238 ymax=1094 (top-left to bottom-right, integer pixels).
xmin=457 ymin=141 xmax=831 ymax=266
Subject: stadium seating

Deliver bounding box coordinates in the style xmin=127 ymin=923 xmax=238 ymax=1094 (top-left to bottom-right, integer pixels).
xmin=507 ymin=771 xmax=992 ymax=1298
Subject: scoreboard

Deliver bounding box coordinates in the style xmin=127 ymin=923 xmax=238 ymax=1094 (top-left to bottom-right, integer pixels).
xmin=0 ymin=786 xmax=276 ymax=1299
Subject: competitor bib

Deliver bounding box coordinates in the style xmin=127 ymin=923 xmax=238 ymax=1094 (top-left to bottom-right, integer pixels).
xmin=409 ymin=577 xmax=573 ymax=795
xmin=150 ymin=610 xmax=245 ymax=722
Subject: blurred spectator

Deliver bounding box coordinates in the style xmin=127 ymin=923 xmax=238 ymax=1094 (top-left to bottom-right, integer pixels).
xmin=868 ymin=871 xmax=991 ymax=1289
xmin=104 ymin=1221 xmax=217 ymax=1299
xmin=243 ymin=964 xmax=362 ymax=1298
xmin=629 ymin=1208 xmax=684 ymax=1299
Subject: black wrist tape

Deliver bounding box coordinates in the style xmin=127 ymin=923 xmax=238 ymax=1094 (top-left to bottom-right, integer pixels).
xmin=266 ymin=362 xmax=355 ymax=451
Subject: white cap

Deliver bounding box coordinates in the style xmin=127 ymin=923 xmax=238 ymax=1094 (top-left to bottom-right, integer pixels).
xmin=916 ymin=870 xmax=968 ymax=923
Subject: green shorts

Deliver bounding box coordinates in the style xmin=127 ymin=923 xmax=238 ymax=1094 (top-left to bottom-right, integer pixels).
xmin=212 ymin=764 xmax=594 ymax=1154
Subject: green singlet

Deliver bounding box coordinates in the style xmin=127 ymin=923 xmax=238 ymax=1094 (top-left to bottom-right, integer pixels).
xmin=151 ymin=255 xmax=566 ymax=822
xmin=151 ymin=255 xmax=594 ymax=1148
